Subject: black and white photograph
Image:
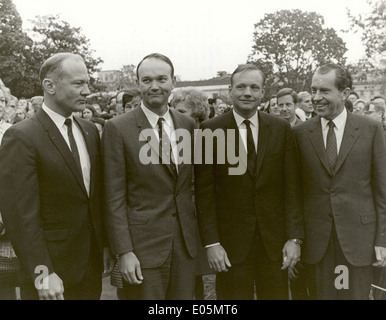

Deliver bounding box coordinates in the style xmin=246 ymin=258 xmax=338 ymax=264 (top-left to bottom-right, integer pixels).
xmin=0 ymin=0 xmax=386 ymax=304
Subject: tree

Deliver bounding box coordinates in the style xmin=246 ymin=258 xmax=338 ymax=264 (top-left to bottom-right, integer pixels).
xmin=0 ymin=0 xmax=39 ymax=98
xmin=31 ymin=14 xmax=103 ymax=92
xmin=248 ymin=10 xmax=347 ymax=95
xmin=347 ymin=0 xmax=386 ymax=58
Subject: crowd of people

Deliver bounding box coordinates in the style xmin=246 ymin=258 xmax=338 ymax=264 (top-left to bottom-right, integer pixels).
xmin=0 ymin=52 xmax=385 ymax=301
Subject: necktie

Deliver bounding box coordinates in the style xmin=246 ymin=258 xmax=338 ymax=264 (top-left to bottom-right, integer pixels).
xmin=64 ymin=118 xmax=82 ymax=174
xmin=326 ymin=120 xmax=337 ymax=173
xmin=158 ymin=117 xmax=177 ymax=177
xmin=244 ymin=120 xmax=256 ymax=176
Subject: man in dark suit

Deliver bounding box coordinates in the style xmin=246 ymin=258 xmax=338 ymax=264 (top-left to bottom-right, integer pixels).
xmin=103 ymin=53 xmax=198 ymax=300
xmin=277 ymin=88 xmax=303 ymax=127
xmin=0 ymin=53 xmax=108 ymax=300
xmin=293 ymin=63 xmax=386 ymax=299
xmin=194 ymin=64 xmax=304 ymax=300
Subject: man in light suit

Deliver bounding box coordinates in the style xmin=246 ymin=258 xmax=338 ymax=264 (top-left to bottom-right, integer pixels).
xmin=103 ymin=53 xmax=198 ymax=300
xmin=0 ymin=53 xmax=109 ymax=300
xmin=194 ymin=64 xmax=304 ymax=300
xmin=293 ymin=63 xmax=386 ymax=299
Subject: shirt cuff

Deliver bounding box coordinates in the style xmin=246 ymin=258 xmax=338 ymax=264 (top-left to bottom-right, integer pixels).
xmin=205 ymin=242 xmax=220 ymax=249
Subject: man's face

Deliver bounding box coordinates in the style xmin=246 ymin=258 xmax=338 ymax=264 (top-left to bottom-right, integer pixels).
xmin=348 ymin=94 xmax=358 ymax=103
xmin=365 ymin=103 xmax=383 ymax=122
xmin=229 ymin=70 xmax=264 ymax=119
xmin=269 ymin=97 xmax=280 ymax=116
xmin=299 ymin=93 xmax=314 ymax=114
xmin=51 ymin=58 xmax=90 ymax=117
xmin=311 ymin=70 xmax=348 ymax=120
xmin=18 ymin=99 xmax=27 ymax=110
xmin=82 ymin=108 xmax=93 ymax=120
xmin=0 ymin=90 xmax=5 ymax=119
xmin=372 ymin=98 xmax=386 ymax=112
xmin=216 ymin=103 xmax=227 ymax=115
xmin=137 ymin=58 xmax=175 ymax=111
xmin=278 ymin=94 xmax=296 ymax=122
xmin=353 ymin=101 xmax=365 ymax=115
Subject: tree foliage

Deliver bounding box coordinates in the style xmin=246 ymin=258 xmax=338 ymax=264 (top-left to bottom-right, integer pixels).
xmin=347 ymin=0 xmax=386 ymax=58
xmin=0 ymin=0 xmax=103 ymax=98
xmin=248 ymin=9 xmax=347 ymax=95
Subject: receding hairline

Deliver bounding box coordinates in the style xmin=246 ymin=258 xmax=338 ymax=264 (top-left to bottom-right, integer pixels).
xmin=39 ymin=53 xmax=85 ymax=83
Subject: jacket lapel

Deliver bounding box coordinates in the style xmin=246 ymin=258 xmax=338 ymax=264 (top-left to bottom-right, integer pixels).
xmin=334 ymin=113 xmax=360 ymax=174
xmin=36 ymin=109 xmax=88 ymax=197
xmin=308 ymin=117 xmax=331 ymax=175
xmin=255 ymin=112 xmax=271 ymax=178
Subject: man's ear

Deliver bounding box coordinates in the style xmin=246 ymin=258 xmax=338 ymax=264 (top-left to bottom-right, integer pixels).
xmin=43 ymin=78 xmax=55 ymax=95
xmin=342 ymin=87 xmax=351 ymax=101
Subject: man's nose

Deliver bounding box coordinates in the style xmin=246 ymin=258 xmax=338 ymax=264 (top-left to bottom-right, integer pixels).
xmin=81 ymin=85 xmax=91 ymax=96
xmin=150 ymin=80 xmax=160 ymax=90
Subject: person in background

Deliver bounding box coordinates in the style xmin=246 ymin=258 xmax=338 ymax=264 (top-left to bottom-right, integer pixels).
xmin=353 ymin=99 xmax=366 ymax=116
xmin=296 ymin=91 xmax=316 ymax=121
xmin=268 ymin=94 xmax=280 ymax=116
xmin=276 ymin=88 xmax=303 ymax=126
xmin=348 ymin=91 xmax=360 ymax=103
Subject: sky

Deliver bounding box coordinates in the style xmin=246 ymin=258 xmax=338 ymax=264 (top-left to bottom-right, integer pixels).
xmin=13 ymin=0 xmax=370 ymax=81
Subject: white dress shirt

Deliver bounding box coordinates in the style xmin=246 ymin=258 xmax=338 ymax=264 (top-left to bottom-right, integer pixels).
xmin=320 ymin=107 xmax=347 ymax=154
xmin=140 ymin=103 xmax=179 ymax=172
xmin=232 ymin=109 xmax=259 ymax=152
xmin=42 ymin=104 xmax=91 ymax=195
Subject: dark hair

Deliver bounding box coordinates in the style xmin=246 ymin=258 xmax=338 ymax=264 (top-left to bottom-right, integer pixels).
xmin=276 ymin=88 xmax=298 ymax=104
xmin=82 ymin=104 xmax=96 ymax=117
xmin=39 ymin=52 xmax=84 ymax=84
xmin=230 ymin=64 xmax=265 ymax=87
xmin=345 ymin=99 xmax=353 ymax=112
xmin=136 ymin=53 xmax=174 ymax=80
xmin=348 ymin=91 xmax=359 ymax=99
xmin=372 ymin=95 xmax=386 ymax=103
xmin=122 ymin=88 xmax=141 ymax=107
xmin=315 ymin=63 xmax=352 ymax=91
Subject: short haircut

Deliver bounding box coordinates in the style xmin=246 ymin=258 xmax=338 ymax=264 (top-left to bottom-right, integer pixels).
xmin=136 ymin=53 xmax=174 ymax=80
xmin=297 ymin=91 xmax=311 ymax=103
xmin=348 ymin=91 xmax=359 ymax=99
xmin=315 ymin=63 xmax=352 ymax=91
xmin=230 ymin=64 xmax=265 ymax=87
xmin=276 ymin=88 xmax=298 ymax=104
xmin=39 ymin=52 xmax=85 ymax=84
xmin=365 ymin=101 xmax=385 ymax=114
xmin=371 ymin=95 xmax=386 ymax=103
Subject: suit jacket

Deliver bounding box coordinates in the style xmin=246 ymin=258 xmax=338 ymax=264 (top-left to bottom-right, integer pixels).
xmin=102 ymin=106 xmax=198 ymax=268
xmin=293 ymin=113 xmax=386 ymax=266
xmin=0 ymin=109 xmax=105 ymax=287
xmin=194 ymin=111 xmax=304 ymax=264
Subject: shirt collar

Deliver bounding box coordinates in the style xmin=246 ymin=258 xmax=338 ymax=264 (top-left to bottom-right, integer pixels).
xmin=140 ymin=102 xmax=172 ymax=128
xmin=42 ymin=103 xmax=74 ymax=128
xmin=232 ymin=109 xmax=258 ymax=128
xmin=320 ymin=107 xmax=347 ymax=131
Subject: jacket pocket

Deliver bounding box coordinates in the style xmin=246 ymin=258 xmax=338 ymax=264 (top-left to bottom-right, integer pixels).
xmin=128 ymin=213 xmax=148 ymax=225
xmin=44 ymin=229 xmax=68 ymax=241
xmin=360 ymin=213 xmax=376 ymax=225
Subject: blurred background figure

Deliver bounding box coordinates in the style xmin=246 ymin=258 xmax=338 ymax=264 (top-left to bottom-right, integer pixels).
xmin=348 ymin=91 xmax=360 ymax=103
xmin=277 ymin=88 xmax=303 ymax=126
xmin=364 ymin=100 xmax=386 ymax=138
xmin=0 ymin=85 xmax=12 ymax=144
xmin=30 ymin=96 xmax=44 ymax=113
xmin=268 ymin=94 xmax=280 ymax=116
xmin=82 ymin=104 xmax=105 ymax=137
xmin=171 ymin=87 xmax=210 ymax=127
xmin=296 ymin=91 xmax=316 ymax=121
xmin=345 ymin=98 xmax=353 ymax=113
xmin=353 ymin=99 xmax=366 ymax=116
xmin=122 ymin=88 xmax=141 ymax=113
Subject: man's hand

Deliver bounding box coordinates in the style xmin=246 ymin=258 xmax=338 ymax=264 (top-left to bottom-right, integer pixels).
xmin=281 ymin=240 xmax=301 ymax=270
xmin=373 ymin=246 xmax=386 ymax=267
xmin=37 ymin=272 xmax=64 ymax=300
xmin=103 ymin=247 xmax=114 ymax=275
xmin=206 ymin=245 xmax=231 ymax=273
xmin=119 ymin=251 xmax=143 ymax=285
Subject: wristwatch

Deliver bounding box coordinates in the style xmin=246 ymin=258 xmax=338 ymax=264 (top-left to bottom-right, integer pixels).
xmin=289 ymin=239 xmax=303 ymax=246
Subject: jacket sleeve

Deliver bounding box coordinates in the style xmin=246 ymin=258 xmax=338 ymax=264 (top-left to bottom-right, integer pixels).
xmin=102 ymin=120 xmax=133 ymax=256
xmin=0 ymin=127 xmax=55 ymax=281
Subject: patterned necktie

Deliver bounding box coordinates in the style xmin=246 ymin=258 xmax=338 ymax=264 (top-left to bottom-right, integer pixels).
xmin=244 ymin=120 xmax=256 ymax=176
xmin=326 ymin=120 xmax=337 ymax=173
xmin=158 ymin=117 xmax=177 ymax=177
xmin=64 ymin=118 xmax=82 ymax=174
